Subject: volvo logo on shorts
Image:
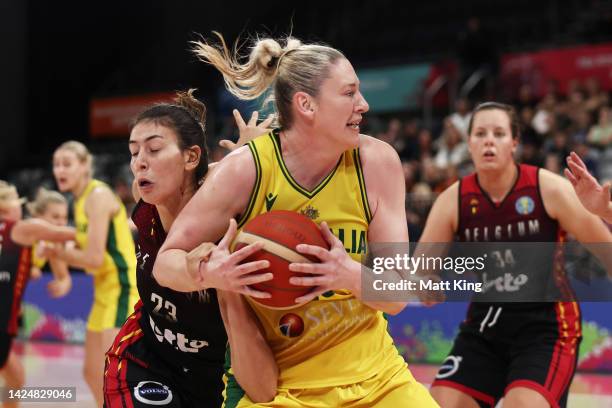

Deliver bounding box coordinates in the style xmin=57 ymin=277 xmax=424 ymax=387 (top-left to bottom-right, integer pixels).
xmin=133 ymin=381 xmax=173 ymax=405
xmin=515 ymin=196 xmax=535 ymax=215
xmin=435 ymin=355 xmax=462 ymax=379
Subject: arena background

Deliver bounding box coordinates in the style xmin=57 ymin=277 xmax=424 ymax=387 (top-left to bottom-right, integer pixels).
xmin=2 ymin=1 xmax=612 ymax=405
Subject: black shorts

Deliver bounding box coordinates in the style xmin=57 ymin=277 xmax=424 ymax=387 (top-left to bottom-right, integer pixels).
xmin=103 ymin=311 xmax=224 ymax=408
xmin=0 ymin=332 xmax=13 ymax=369
xmin=432 ymin=302 xmax=581 ymax=408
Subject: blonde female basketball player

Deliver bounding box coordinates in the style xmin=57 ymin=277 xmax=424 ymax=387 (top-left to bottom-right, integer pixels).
xmin=153 ymin=34 xmax=438 ymax=407
xmin=26 ymin=188 xmax=72 ymax=297
xmin=48 ymin=141 xmax=138 ymax=407
xmin=0 ymin=181 xmax=75 ymax=408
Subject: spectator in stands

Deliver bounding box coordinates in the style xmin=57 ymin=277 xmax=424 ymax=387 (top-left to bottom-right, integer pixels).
xmin=449 ymin=97 xmax=472 ymax=140
xmin=570 ymin=109 xmax=594 ymax=145
xmin=434 ymin=118 xmax=469 ymax=171
xmin=584 ymin=77 xmax=609 ymax=113
xmin=587 ymin=105 xmax=612 ymax=149
xmin=398 ymin=118 xmax=420 ymax=161
xmin=406 ymin=182 xmax=433 ymax=242
xmin=514 ymin=83 xmax=537 ymax=111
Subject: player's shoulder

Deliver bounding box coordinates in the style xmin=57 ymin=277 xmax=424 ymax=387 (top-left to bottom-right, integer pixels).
xmin=357 ymin=134 xmax=402 ymax=172
xmin=358 ymin=134 xmax=400 ymax=159
xmin=430 ymin=181 xmax=459 ymax=214
xmin=204 ymin=145 xmax=257 ymax=192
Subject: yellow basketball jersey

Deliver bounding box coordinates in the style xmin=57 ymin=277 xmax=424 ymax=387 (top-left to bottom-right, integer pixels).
xmin=31 ymin=242 xmax=47 ymax=269
xmin=74 ymin=179 xmax=137 ymax=327
xmin=236 ymin=133 xmax=402 ymax=389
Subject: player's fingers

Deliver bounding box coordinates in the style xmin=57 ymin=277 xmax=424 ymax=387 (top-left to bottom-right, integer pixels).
xmin=239 ymin=286 xmax=271 ymax=299
xmin=290 ymin=276 xmax=329 ymax=286
xmin=295 ymin=244 xmax=332 ymax=261
xmin=569 ymin=151 xmax=588 ymax=169
xmin=604 ymin=182 xmax=611 ymax=197
xmin=248 ymin=111 xmax=259 ymax=126
xmin=219 ymin=139 xmax=237 ymax=150
xmin=228 ymin=241 xmax=265 ymax=263
xmin=288 ymin=262 xmax=322 ymax=274
xmin=564 ymin=168 xmax=577 ymax=186
xmin=260 ymin=115 xmax=274 ymax=129
xmin=233 ymin=109 xmax=246 ymax=129
xmin=319 ymin=221 xmax=341 ymax=248
xmin=235 ymin=260 xmax=270 ymax=276
xmin=218 ymin=219 xmax=238 ymax=250
xmin=237 ymin=272 xmax=273 ymax=286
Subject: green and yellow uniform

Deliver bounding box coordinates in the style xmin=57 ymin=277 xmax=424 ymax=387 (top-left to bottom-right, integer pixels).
xmin=74 ymin=179 xmax=138 ymax=332
xmin=224 ymin=133 xmax=436 ymax=407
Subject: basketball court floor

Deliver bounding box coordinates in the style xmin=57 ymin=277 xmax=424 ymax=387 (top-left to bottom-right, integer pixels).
xmin=4 ymin=340 xmax=612 ymax=407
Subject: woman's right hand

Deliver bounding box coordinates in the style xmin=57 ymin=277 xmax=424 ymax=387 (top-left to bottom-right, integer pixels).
xmin=187 ymin=219 xmax=273 ymax=298
xmin=219 ymin=110 xmax=274 ymax=151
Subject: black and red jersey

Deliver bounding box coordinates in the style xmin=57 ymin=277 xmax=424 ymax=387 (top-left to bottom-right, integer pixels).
xmin=458 ymin=164 xmax=560 ymax=243
xmin=0 ymin=220 xmax=31 ymax=335
xmin=456 ymin=164 xmax=574 ymax=305
xmin=131 ymin=200 xmax=227 ymax=370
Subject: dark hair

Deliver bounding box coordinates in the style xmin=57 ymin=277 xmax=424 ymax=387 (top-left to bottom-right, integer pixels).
xmin=131 ymin=89 xmax=208 ymax=183
xmin=467 ymin=101 xmax=520 ymax=139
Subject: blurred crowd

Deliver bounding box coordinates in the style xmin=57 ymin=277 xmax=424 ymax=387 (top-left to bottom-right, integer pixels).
xmin=4 ymin=76 xmax=612 ymax=246
xmin=366 ymin=78 xmax=612 ymax=241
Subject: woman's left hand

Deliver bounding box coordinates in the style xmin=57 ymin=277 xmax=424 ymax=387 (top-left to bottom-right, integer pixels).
xmin=288 ymin=222 xmax=358 ymax=303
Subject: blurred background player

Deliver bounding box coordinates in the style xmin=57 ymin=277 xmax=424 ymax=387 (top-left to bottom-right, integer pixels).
xmin=47 ymin=141 xmax=138 ymax=407
xmin=26 ymin=187 xmax=72 ymax=298
xmin=418 ymin=102 xmax=612 ymax=408
xmin=151 ymin=33 xmax=438 ymax=406
xmin=0 ymin=180 xmax=75 ymax=408
xmin=104 ymin=90 xmax=272 ymax=407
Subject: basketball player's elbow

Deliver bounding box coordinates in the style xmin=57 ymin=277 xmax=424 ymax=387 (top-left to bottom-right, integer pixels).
xmin=86 ymin=252 xmax=105 ymax=270
xmin=243 ymin=368 xmax=278 ymax=403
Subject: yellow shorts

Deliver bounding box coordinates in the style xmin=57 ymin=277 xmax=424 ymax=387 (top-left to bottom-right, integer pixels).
xmin=223 ymin=360 xmax=438 ymax=408
xmin=87 ymin=272 xmax=138 ymax=332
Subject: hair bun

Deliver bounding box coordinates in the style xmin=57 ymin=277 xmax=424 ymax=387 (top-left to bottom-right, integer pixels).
xmin=174 ymin=89 xmax=207 ymax=126
xmin=251 ymin=39 xmax=283 ymax=70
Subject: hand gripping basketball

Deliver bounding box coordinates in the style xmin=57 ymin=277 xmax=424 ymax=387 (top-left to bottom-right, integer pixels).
xmin=288 ymin=221 xmax=359 ymax=304
xmin=195 ymin=219 xmax=273 ymax=298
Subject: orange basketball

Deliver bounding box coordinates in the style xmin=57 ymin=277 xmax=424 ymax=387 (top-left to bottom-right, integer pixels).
xmin=232 ymin=210 xmax=329 ymax=309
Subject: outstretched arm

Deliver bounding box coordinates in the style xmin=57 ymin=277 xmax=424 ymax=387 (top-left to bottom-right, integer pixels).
xmin=45 ymin=187 xmax=116 ymax=271
xmin=564 ymin=151 xmax=612 ymax=223
xmin=11 ymin=219 xmax=75 ymax=247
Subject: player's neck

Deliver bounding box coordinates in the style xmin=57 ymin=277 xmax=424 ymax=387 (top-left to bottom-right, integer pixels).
xmin=156 ymin=182 xmax=195 ymax=233
xmin=478 ymin=164 xmax=518 ymax=203
xmin=72 ymin=177 xmax=91 ymax=199
xmin=280 ymin=128 xmax=344 ymax=191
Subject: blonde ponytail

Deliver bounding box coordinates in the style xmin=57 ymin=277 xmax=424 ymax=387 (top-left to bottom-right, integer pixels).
xmin=193 ymin=32 xmax=343 ymax=129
